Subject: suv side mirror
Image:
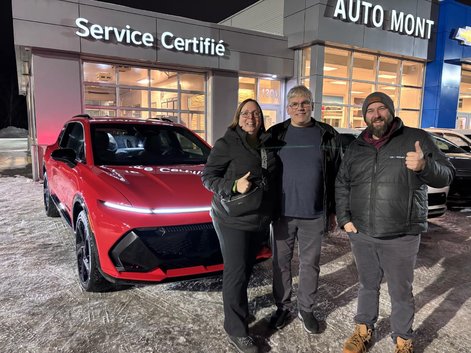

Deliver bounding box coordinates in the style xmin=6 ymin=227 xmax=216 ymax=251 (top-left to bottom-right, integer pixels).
xmin=51 ymin=148 xmax=78 ymax=167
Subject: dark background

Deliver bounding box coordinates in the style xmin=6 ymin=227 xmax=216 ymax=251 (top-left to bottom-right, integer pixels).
xmin=0 ymin=0 xmax=257 ymax=129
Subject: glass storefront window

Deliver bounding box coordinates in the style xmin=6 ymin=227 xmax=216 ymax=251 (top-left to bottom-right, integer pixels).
xmin=402 ymin=61 xmax=423 ymax=87
xmin=322 ymin=105 xmax=346 ymax=128
xmin=399 ymin=110 xmax=420 ymax=127
xmin=324 ymin=47 xmax=349 ymax=78
xmin=119 ymin=88 xmax=149 ymax=108
xmin=322 ymin=78 xmax=349 ymax=103
xmin=181 ymin=93 xmax=205 ymax=111
xmin=83 ymin=62 xmax=207 ymax=135
xmin=151 ymin=91 xmax=178 ymax=110
xmin=238 ymin=77 xmax=256 ymax=103
xmin=352 ymin=52 xmax=375 ymax=82
xmin=301 ymin=78 xmax=310 ymax=88
xmin=84 ymin=86 xmax=116 ymax=106
xmin=377 ymin=85 xmax=399 ymax=107
xmin=400 ymin=87 xmax=422 ymax=110
xmin=313 ymin=46 xmax=424 ymax=128
xmin=263 ymin=109 xmax=277 ymax=130
xmin=83 ymin=63 xmax=115 ymax=83
xmin=180 ymin=73 xmax=205 ymax=91
xmin=302 ymin=47 xmax=311 ymax=77
xmin=258 ymin=79 xmax=281 ymax=105
xmin=85 ymin=109 xmax=116 ymax=117
xmin=119 ymin=109 xmax=149 ymax=119
xmin=378 ymin=57 xmax=400 ymax=84
xmin=350 ymin=82 xmax=374 ymax=104
xmin=181 ymin=113 xmax=206 ymax=140
xmin=118 ymin=67 xmax=149 ymax=87
xmin=150 ymin=70 xmax=178 ymax=89
xmin=349 ymin=107 xmax=366 ymax=128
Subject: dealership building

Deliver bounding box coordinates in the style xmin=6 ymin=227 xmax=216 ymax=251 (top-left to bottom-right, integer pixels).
xmin=11 ymin=0 xmax=471 ymax=180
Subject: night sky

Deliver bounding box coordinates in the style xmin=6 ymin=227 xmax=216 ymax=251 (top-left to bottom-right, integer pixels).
xmin=0 ymin=0 xmax=257 ymax=129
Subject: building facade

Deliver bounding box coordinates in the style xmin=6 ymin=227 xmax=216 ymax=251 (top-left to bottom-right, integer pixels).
xmin=12 ymin=0 xmax=471 ymax=180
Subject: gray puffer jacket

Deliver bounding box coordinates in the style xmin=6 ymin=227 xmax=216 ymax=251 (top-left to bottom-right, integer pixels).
xmin=335 ymin=118 xmax=455 ymax=237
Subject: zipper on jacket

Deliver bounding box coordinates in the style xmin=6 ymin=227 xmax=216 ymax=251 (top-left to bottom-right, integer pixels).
xmin=369 ymin=150 xmax=378 ymax=234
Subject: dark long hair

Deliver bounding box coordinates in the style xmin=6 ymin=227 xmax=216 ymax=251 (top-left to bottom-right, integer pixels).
xmin=228 ymin=98 xmax=265 ymax=133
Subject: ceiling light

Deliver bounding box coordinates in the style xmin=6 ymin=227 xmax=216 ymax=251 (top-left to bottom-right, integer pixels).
xmin=331 ymin=81 xmax=347 ymax=85
xmin=137 ymin=78 xmax=152 ymax=84
xmin=382 ymin=86 xmax=396 ymax=90
xmin=351 ymin=91 xmax=363 ymax=94
xmin=378 ymin=74 xmax=396 ymax=79
xmin=324 ymin=66 xmax=338 ymax=71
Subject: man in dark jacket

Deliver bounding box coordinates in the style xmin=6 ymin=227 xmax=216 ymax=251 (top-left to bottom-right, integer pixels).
xmin=267 ymin=85 xmax=341 ymax=334
xmin=336 ymin=92 xmax=455 ymax=353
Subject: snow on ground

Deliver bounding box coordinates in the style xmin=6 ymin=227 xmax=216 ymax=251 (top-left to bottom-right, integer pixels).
xmin=0 ymin=175 xmax=470 ymax=353
xmin=0 ymin=126 xmax=28 ymax=138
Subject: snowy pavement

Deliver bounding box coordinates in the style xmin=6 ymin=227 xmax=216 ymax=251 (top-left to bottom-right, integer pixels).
xmin=0 ymin=175 xmax=470 ymax=353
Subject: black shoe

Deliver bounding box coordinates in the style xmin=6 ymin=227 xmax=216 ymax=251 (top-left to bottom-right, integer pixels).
xmin=298 ymin=310 xmax=319 ymax=334
xmin=228 ymin=335 xmax=259 ymax=353
xmin=269 ymin=308 xmax=290 ymax=329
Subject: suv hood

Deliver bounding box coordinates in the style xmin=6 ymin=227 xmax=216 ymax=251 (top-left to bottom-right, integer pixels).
xmin=94 ymin=165 xmax=211 ymax=208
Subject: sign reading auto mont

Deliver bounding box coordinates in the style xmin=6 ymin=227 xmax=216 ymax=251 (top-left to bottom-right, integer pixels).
xmin=332 ymin=0 xmax=435 ymax=40
xmin=75 ymin=17 xmax=226 ymax=57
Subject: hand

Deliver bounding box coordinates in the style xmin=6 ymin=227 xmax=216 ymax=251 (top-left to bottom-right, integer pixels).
xmin=236 ymin=171 xmax=252 ymax=194
xmin=405 ymin=141 xmax=426 ymax=172
xmin=344 ymin=222 xmax=358 ymax=233
xmin=328 ymin=214 xmax=337 ymax=231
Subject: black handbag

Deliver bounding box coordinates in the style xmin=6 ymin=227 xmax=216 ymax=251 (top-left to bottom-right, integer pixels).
xmin=220 ymin=148 xmax=267 ymax=217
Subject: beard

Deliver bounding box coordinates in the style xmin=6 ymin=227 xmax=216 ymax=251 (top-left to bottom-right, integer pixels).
xmin=366 ymin=113 xmax=394 ymax=138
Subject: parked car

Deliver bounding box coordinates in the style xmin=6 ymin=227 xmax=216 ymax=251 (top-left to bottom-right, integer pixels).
xmin=429 ymin=133 xmax=471 ymax=208
xmin=425 ymin=128 xmax=471 ymax=152
xmin=42 ymin=115 xmax=271 ymax=291
xmin=336 ymin=128 xmax=449 ymax=218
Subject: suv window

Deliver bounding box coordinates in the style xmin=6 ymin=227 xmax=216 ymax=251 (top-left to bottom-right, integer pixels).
xmin=91 ymin=123 xmax=210 ymax=166
xmin=60 ymin=122 xmax=85 ymax=161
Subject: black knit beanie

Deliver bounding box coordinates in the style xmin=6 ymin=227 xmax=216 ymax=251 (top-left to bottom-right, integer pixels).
xmin=362 ymin=92 xmax=395 ymax=119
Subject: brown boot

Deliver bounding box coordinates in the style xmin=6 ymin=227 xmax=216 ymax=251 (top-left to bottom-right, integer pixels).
xmin=395 ymin=337 xmax=413 ymax=353
xmin=343 ymin=324 xmax=373 ymax=353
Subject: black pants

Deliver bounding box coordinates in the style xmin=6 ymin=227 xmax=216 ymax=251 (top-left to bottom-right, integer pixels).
xmin=213 ymin=221 xmax=266 ymax=337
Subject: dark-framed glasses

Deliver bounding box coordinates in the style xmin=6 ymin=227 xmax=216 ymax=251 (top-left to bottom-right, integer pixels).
xmin=240 ymin=110 xmax=261 ymax=118
xmin=288 ymin=100 xmax=312 ymax=109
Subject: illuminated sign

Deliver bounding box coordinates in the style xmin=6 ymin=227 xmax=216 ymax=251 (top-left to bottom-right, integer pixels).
xmin=455 ymin=26 xmax=471 ymax=46
xmin=332 ymin=0 xmax=434 ymax=40
xmin=75 ymin=18 xmax=226 ymax=57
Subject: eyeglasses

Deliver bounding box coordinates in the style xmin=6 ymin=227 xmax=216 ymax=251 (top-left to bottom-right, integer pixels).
xmin=288 ymin=100 xmax=312 ymax=109
xmin=240 ymin=110 xmax=261 ymax=118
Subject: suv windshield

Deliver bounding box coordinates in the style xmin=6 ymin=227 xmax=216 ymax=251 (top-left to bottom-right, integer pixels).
xmin=91 ymin=123 xmax=210 ymax=166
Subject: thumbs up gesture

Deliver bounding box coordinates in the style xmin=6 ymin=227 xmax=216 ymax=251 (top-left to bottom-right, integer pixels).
xmin=236 ymin=171 xmax=252 ymax=194
xmin=405 ymin=141 xmax=426 ymax=172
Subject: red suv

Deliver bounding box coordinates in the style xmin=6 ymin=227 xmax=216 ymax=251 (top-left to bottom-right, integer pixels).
xmin=43 ymin=115 xmax=271 ymax=291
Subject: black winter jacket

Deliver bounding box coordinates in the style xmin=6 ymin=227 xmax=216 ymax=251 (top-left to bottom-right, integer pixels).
xmin=202 ymin=126 xmax=279 ymax=232
xmin=335 ymin=118 xmax=455 ymax=237
xmin=268 ymin=118 xmax=342 ymax=230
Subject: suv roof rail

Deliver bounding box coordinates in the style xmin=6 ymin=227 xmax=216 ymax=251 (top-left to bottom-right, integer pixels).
xmin=73 ymin=114 xmax=92 ymax=119
xmin=147 ymin=117 xmax=173 ymax=123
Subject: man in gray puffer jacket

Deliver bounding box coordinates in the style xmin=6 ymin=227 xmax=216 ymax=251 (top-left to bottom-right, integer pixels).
xmin=335 ymin=92 xmax=455 ymax=353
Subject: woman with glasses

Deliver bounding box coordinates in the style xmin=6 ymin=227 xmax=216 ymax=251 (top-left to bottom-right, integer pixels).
xmin=202 ymin=98 xmax=279 ymax=353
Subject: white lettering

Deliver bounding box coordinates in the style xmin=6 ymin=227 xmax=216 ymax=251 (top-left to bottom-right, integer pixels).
xmin=75 ymin=17 xmax=154 ymax=47
xmin=332 ymin=3 xmax=434 ymax=39
xmin=333 ymin=0 xmax=347 ymax=20
xmin=361 ymin=1 xmax=373 ymax=25
xmin=75 ymin=18 xmax=90 ymax=37
xmin=159 ymin=31 xmax=225 ymax=56
xmin=348 ymin=0 xmax=360 ymax=22
xmin=371 ymin=5 xmax=383 ymax=27
xmin=390 ymin=10 xmax=404 ymax=32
